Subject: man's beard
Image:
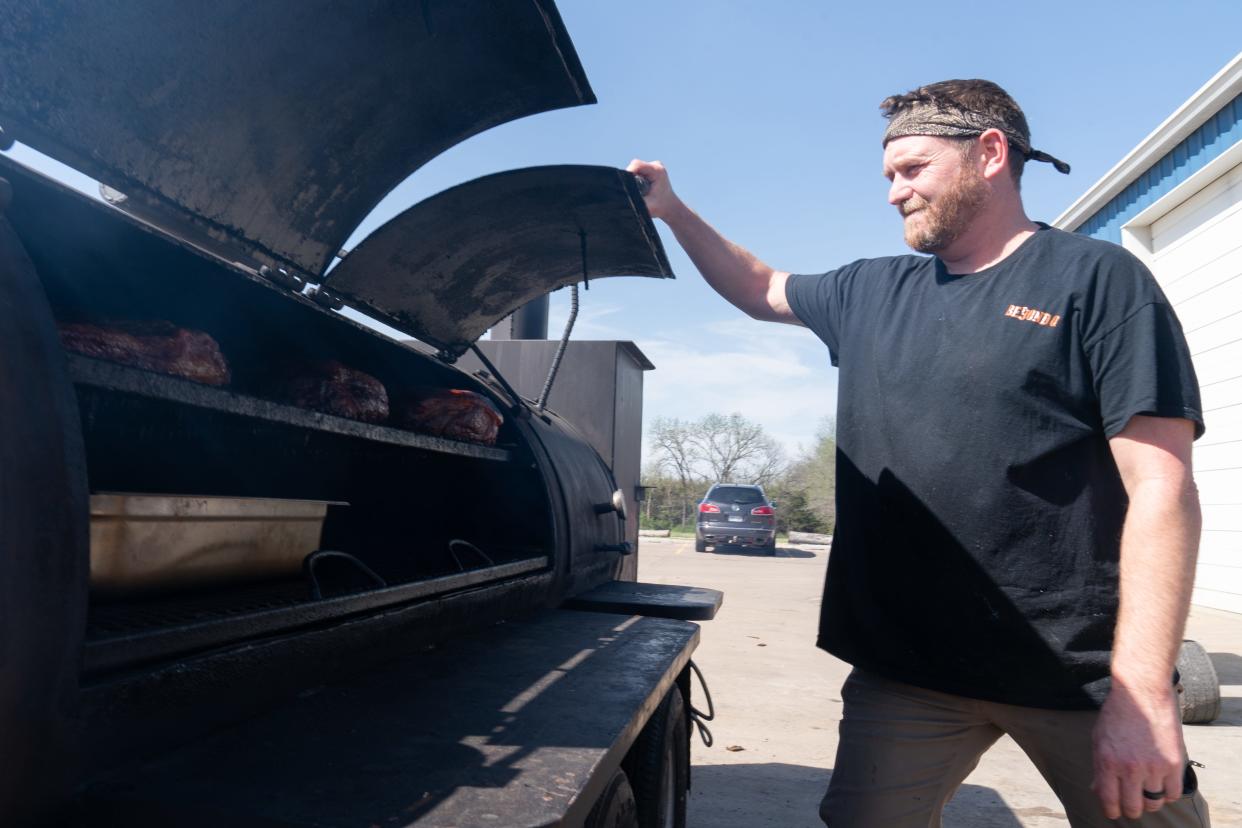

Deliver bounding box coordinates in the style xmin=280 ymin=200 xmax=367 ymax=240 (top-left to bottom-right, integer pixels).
xmin=899 ymin=165 xmax=988 ymax=254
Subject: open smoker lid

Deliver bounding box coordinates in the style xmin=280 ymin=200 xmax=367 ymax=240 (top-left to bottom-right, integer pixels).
xmin=0 ymin=0 xmax=594 ymax=279
xmin=325 ymin=165 xmax=674 ymax=357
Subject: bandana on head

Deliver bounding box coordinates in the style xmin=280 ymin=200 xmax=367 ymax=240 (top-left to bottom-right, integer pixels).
xmin=883 ymin=103 xmax=1070 ymax=174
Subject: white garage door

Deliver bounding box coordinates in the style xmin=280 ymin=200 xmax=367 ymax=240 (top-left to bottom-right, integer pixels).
xmin=1148 ymin=160 xmax=1242 ymax=614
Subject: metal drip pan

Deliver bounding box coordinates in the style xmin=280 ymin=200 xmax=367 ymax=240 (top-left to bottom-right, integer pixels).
xmin=90 ymin=494 xmax=339 ymax=595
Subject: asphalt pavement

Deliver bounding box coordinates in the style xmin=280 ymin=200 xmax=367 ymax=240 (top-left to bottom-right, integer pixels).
xmin=637 ymin=535 xmax=1242 ymax=827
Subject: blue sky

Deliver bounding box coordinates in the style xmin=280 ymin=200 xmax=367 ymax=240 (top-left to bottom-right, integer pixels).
xmin=9 ymin=1 xmax=1242 ymax=460
xmin=349 ymin=1 xmax=1242 ymax=457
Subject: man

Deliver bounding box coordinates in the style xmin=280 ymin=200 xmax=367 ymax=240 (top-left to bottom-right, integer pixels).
xmin=629 ymin=79 xmax=1210 ymax=827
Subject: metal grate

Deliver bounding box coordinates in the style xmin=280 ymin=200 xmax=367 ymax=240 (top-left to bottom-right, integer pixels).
xmin=87 ymin=580 xmax=307 ymax=640
xmin=82 ymin=556 xmax=550 ymax=676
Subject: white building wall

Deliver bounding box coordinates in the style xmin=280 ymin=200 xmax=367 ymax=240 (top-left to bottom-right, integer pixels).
xmin=1127 ymin=159 xmax=1242 ymax=613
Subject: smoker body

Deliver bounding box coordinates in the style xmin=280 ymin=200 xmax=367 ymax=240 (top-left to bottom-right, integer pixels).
xmin=0 ymin=154 xmax=640 ymax=814
xmin=0 ymin=3 xmax=715 ymax=824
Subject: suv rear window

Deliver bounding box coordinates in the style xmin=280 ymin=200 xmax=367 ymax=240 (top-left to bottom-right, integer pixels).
xmin=707 ymin=486 xmax=764 ymax=504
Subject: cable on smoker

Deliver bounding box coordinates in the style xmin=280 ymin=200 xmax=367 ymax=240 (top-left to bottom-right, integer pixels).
xmin=534 ymin=228 xmax=590 ymax=412
xmin=303 ymin=550 xmax=387 ymax=600
xmin=448 ymin=538 xmax=494 ymax=572
xmin=687 ymin=659 xmax=715 ymax=747
xmin=536 ymin=281 xmax=579 ymax=412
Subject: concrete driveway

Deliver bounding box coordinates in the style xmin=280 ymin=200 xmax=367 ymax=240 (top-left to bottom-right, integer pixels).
xmin=637 ymin=536 xmax=1242 ymax=827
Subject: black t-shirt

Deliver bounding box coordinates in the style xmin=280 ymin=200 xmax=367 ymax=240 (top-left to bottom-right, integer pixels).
xmin=786 ymin=225 xmax=1203 ymax=709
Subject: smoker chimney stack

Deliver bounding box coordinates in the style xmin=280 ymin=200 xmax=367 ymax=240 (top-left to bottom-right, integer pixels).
xmin=492 ymin=294 xmax=549 ymax=340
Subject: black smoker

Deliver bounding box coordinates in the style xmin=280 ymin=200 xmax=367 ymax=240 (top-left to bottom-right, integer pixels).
xmin=0 ymin=2 xmax=690 ymax=824
xmin=476 ymin=296 xmax=654 ymax=582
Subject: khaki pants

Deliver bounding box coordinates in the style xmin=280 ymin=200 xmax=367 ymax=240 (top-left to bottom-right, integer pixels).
xmin=820 ymin=669 xmax=1211 ymax=827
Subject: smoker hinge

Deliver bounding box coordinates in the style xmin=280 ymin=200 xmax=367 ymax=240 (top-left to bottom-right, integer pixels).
xmin=258 ymin=264 xmax=306 ymax=294
xmin=308 ymin=285 xmax=345 ymax=311
xmin=466 ymin=343 xmax=534 ymax=420
xmin=0 ymin=125 xmax=13 ymax=152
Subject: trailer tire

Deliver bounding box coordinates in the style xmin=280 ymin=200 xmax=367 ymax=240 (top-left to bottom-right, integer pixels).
xmin=1177 ymin=640 xmax=1221 ymax=724
xmin=625 ymin=685 xmax=689 ymax=828
xmin=584 ymin=767 xmax=639 ymax=828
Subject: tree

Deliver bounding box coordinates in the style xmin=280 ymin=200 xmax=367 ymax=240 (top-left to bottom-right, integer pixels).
xmin=781 ymin=418 xmax=836 ymax=532
xmin=650 ymin=417 xmax=697 ymax=489
xmin=766 ymin=486 xmax=825 ymax=534
xmin=638 ymin=466 xmax=686 ymax=530
xmin=644 ymin=412 xmax=788 ymax=530
xmin=686 ymin=413 xmax=785 ymax=485
xmin=649 ymin=417 xmax=702 ymax=526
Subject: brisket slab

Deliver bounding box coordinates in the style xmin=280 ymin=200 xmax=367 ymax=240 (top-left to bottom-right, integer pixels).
xmin=393 ymin=389 xmax=503 ymax=446
xmin=59 ymin=321 xmax=231 ymax=386
xmin=275 ymin=360 xmax=389 ymax=423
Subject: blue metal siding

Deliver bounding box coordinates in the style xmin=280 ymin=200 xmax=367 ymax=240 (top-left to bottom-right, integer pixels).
xmin=1078 ymin=92 xmax=1242 ymax=242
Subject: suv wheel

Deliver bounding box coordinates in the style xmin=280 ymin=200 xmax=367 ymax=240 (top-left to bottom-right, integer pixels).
xmin=694 ymin=537 xmax=707 ymax=553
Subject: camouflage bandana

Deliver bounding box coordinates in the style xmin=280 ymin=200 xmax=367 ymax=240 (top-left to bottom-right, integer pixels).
xmin=883 ymin=103 xmax=1070 ymax=174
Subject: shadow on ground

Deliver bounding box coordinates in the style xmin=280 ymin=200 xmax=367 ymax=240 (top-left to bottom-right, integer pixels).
xmin=688 ymin=763 xmax=1041 ymax=827
xmin=1201 ymin=652 xmax=1242 ymax=728
xmin=705 ymin=545 xmax=819 ymax=559
xmin=778 ymin=545 xmax=821 ymax=559
xmin=1206 ymin=696 xmax=1242 ymax=727
xmin=1209 ymin=652 xmax=1242 ymax=684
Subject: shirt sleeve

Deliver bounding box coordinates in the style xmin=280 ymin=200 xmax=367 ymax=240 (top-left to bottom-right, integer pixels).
xmin=1085 ymin=300 xmax=1205 ymax=439
xmin=785 ymin=268 xmax=846 ymax=366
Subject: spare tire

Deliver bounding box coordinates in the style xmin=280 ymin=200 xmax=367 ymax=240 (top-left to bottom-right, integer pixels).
xmin=1176 ymin=640 xmax=1221 ymax=725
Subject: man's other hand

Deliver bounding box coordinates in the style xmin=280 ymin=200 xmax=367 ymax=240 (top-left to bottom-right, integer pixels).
xmin=627 ymin=159 xmax=679 ymax=221
xmin=1092 ymin=679 xmax=1186 ymax=820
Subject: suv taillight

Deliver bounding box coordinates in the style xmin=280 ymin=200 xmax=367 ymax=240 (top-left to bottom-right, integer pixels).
xmin=699 ymin=503 xmax=721 ymax=513
xmin=751 ymin=505 xmax=774 ymax=516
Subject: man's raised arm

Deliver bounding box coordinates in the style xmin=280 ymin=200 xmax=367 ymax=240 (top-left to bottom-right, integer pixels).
xmin=627 ymin=159 xmax=801 ymax=325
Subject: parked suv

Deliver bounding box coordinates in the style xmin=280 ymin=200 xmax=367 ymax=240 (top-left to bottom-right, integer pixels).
xmin=695 ymin=483 xmax=777 ymax=554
